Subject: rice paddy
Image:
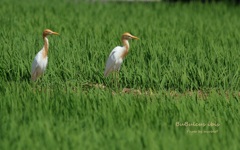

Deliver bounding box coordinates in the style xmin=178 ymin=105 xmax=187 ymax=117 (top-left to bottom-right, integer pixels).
xmin=0 ymin=0 xmax=240 ymax=149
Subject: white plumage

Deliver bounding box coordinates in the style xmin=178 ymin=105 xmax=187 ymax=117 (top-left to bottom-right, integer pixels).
xmin=104 ymin=46 xmax=125 ymax=77
xmin=31 ymin=48 xmax=48 ymax=81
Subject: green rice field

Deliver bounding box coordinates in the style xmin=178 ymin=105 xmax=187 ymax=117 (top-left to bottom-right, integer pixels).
xmin=0 ymin=0 xmax=240 ymax=149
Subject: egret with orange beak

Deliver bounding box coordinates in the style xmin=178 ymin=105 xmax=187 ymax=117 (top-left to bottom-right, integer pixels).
xmin=31 ymin=29 xmax=59 ymax=81
xmin=104 ymin=32 xmax=139 ymax=78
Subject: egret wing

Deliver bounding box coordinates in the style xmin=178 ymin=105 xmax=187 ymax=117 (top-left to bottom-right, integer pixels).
xmin=31 ymin=50 xmax=43 ymax=81
xmin=31 ymin=57 xmax=38 ymax=74
xmin=104 ymin=46 xmax=123 ymax=77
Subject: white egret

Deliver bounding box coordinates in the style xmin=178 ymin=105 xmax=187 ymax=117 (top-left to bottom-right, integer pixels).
xmin=104 ymin=32 xmax=139 ymax=77
xmin=31 ymin=29 xmax=59 ymax=81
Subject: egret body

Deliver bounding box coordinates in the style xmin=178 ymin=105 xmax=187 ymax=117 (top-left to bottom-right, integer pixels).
xmin=31 ymin=29 xmax=59 ymax=81
xmin=104 ymin=32 xmax=139 ymax=77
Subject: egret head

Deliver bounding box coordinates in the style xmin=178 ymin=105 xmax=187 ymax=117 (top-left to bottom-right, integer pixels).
xmin=43 ymin=29 xmax=59 ymax=37
xmin=122 ymin=32 xmax=139 ymax=40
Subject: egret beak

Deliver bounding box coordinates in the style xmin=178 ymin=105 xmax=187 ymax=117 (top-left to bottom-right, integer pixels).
xmin=52 ymin=32 xmax=59 ymax=35
xmin=131 ymin=35 xmax=139 ymax=40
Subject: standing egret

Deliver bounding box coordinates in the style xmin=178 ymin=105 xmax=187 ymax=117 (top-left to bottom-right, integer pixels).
xmin=104 ymin=32 xmax=139 ymax=78
xmin=31 ymin=29 xmax=59 ymax=81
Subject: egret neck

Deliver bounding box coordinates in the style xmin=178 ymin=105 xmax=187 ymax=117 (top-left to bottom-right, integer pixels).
xmin=121 ymin=38 xmax=129 ymax=58
xmin=42 ymin=36 xmax=49 ymax=59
